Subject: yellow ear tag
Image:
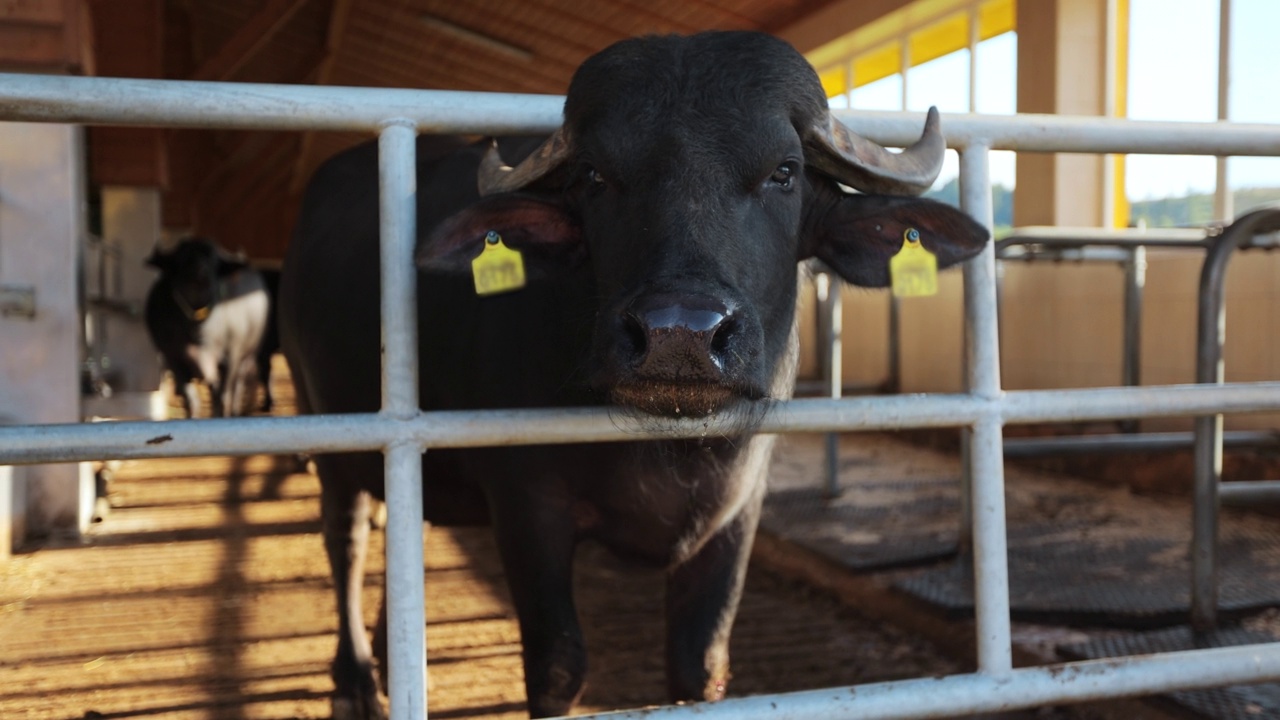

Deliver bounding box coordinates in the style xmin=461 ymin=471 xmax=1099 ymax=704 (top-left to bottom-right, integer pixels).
xmin=889 ymin=228 xmax=938 ymax=298
xmin=471 ymin=231 xmax=526 ymax=296
xmin=192 ymin=306 xmax=210 ymax=321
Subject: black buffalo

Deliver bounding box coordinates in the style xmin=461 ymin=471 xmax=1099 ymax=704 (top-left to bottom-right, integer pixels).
xmin=145 ymin=237 xmax=270 ymax=418
xmin=280 ymin=31 xmax=989 ymax=720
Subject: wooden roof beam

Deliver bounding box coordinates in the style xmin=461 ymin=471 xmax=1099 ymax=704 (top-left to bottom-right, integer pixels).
xmin=289 ymin=0 xmax=354 ymax=194
xmin=188 ymin=0 xmax=310 ymax=81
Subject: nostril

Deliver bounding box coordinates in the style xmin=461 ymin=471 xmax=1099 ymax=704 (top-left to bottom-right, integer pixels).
xmin=622 ymin=312 xmax=648 ymax=358
xmin=710 ymin=316 xmax=735 ymax=356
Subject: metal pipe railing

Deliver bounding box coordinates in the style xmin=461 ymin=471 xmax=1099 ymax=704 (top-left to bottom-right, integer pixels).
xmin=1191 ymin=206 xmax=1280 ymax=629
xmin=3 ymin=72 xmax=1280 ymax=720
xmin=574 ymin=641 xmax=1280 ymax=720
xmin=377 ymin=121 xmax=428 ymax=716
xmin=9 ymin=383 xmax=1280 ymax=465
xmin=995 ymin=226 xmax=1216 ymax=411
xmin=1003 ymin=430 xmax=1280 ymax=457
xmin=959 ymin=144 xmax=1012 ymax=674
xmin=6 ymin=73 xmax=1280 ymax=155
xmin=814 ymin=271 xmax=844 ymax=499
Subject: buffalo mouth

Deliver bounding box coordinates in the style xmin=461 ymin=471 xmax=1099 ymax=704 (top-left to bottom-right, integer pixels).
xmin=609 ymin=381 xmax=754 ymax=418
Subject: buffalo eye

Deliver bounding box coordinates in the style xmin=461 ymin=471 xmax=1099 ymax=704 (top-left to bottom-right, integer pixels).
xmin=584 ymin=165 xmax=607 ymax=189
xmin=769 ymin=162 xmax=799 ymax=191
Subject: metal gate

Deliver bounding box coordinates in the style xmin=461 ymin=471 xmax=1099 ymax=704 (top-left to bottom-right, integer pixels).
xmin=2 ymin=72 xmax=1280 ymax=720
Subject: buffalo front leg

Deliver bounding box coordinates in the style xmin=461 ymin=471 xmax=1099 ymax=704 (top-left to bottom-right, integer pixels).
xmin=171 ymin=367 xmax=202 ymax=419
xmin=665 ymin=493 xmax=763 ymax=704
xmin=320 ymin=469 xmax=385 ymax=720
xmin=224 ymin=352 xmax=257 ymax=417
xmin=490 ymin=494 xmax=584 ymax=718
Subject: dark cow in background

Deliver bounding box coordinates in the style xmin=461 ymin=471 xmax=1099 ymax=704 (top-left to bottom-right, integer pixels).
xmin=145 ymin=236 xmax=270 ymax=418
xmin=255 ymin=268 xmax=282 ymax=412
xmin=280 ymin=31 xmax=988 ymax=720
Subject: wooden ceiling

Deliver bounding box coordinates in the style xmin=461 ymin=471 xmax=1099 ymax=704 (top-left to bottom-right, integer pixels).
xmin=9 ymin=0 xmax=886 ymax=259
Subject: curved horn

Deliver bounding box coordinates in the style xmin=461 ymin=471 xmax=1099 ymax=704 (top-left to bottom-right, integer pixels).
xmin=477 ymin=128 xmax=573 ymax=196
xmin=807 ymin=106 xmax=946 ymax=196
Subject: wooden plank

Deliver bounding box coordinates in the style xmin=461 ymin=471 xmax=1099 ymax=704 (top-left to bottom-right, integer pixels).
xmin=289 ymin=0 xmax=354 ymax=194
xmin=89 ymin=128 xmax=170 ymax=188
xmin=0 ymin=0 xmax=64 ymax=24
xmin=66 ymin=0 xmax=90 ymax=73
xmin=188 ymin=0 xmax=310 ymax=81
xmin=87 ymin=0 xmax=161 ymax=75
xmin=0 ymin=25 xmax=62 ymax=66
xmin=85 ymin=0 xmax=165 ymax=187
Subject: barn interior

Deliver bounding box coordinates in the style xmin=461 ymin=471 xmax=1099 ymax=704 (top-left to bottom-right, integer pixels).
xmin=2 ymin=0 xmax=1280 ymax=718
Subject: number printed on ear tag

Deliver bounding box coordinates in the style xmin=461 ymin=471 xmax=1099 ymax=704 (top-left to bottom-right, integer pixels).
xmin=889 ymin=227 xmax=938 ymax=298
xmin=471 ymin=231 xmax=526 ymax=296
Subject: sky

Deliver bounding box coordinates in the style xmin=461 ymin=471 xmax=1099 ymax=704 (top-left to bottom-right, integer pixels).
xmin=838 ymin=0 xmax=1280 ymax=199
xmin=1127 ymin=0 xmax=1280 ymax=198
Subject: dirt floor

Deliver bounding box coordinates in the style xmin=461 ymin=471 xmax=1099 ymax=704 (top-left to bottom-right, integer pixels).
xmin=0 ymin=448 xmax=980 ymax=720
xmin=2 ymin=363 xmax=1271 ymax=720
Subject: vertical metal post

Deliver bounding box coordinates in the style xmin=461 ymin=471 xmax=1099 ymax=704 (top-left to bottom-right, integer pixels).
xmin=960 ymin=144 xmax=1012 ymax=675
xmin=817 ymin=271 xmax=844 ymax=498
xmin=1190 ymin=222 xmax=1246 ymax=632
xmin=378 ymin=121 xmax=427 ymax=719
xmin=899 ymin=36 xmax=910 ymax=110
xmin=886 ymin=296 xmax=902 ymax=394
xmin=1102 ymin=0 xmax=1120 ymax=228
xmin=1119 ymin=245 xmax=1146 ymax=432
xmin=379 ymin=122 xmax=421 ymax=420
xmin=1214 ymin=0 xmax=1233 ymax=223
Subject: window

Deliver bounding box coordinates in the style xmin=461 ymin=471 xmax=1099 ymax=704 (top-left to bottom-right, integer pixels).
xmin=808 ymin=0 xmax=1017 ymax=230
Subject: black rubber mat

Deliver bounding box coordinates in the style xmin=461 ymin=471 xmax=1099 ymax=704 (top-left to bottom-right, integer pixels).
xmin=761 ymin=479 xmax=961 ymax=571
xmin=894 ymin=519 xmax=1280 ymax=627
xmin=1058 ymin=626 xmax=1280 ymax=719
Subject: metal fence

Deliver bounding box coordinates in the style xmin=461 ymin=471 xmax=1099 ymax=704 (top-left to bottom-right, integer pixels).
xmin=3 ymin=72 xmax=1280 ymax=720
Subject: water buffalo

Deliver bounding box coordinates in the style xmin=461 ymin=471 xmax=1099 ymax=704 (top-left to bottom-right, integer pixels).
xmin=280 ymin=30 xmax=989 ymax=720
xmin=145 ymin=237 xmax=270 ymax=418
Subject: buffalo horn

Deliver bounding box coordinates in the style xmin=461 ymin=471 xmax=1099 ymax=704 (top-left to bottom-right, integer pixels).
xmin=477 ymin=128 xmax=573 ymax=196
xmin=807 ymin=106 xmax=946 ymax=196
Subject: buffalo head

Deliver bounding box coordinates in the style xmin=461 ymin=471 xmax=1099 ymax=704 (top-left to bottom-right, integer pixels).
xmin=147 ymin=237 xmax=250 ymax=321
xmin=418 ymin=31 xmax=989 ymax=418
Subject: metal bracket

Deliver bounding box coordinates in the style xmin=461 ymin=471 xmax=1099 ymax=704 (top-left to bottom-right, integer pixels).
xmin=0 ymin=284 xmax=35 ymax=318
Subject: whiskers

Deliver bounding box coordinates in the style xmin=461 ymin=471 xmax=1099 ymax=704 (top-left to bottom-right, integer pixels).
xmin=605 ymin=389 xmax=772 ymax=440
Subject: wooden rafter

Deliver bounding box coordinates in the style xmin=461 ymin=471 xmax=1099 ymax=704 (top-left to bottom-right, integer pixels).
xmin=188 ymin=0 xmax=310 ymax=81
xmin=288 ymin=0 xmax=354 ymax=194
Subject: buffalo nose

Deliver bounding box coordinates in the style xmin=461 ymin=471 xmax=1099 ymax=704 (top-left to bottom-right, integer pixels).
xmin=623 ymin=294 xmax=736 ymax=379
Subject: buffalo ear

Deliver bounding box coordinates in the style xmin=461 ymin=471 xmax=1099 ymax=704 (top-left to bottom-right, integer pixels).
xmin=806 ymin=194 xmax=990 ymax=287
xmin=416 ymin=194 xmax=583 ymax=279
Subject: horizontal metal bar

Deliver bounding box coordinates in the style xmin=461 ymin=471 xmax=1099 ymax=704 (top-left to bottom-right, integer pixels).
xmin=568 ymin=642 xmax=1280 ymax=720
xmin=1220 ymin=480 xmax=1280 ymax=505
xmin=838 ymin=108 xmax=1280 ymax=156
xmin=999 ymin=225 xmax=1213 ymax=248
xmin=6 ymin=383 xmax=1280 ymax=465
xmin=3 ymin=74 xmax=1280 ymax=156
xmin=0 ymin=397 xmax=985 ymax=465
xmin=1000 ymin=382 xmax=1280 ymax=424
xmin=999 ymin=247 xmax=1136 ymax=263
xmin=1004 ymin=430 xmax=1280 ymax=457
xmin=0 ymin=73 xmax=564 ymax=134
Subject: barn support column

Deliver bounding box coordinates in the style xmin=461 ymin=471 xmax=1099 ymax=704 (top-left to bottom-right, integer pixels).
xmin=0 ymin=121 xmax=95 ymax=551
xmin=82 ymin=187 xmax=167 ymax=420
xmin=1015 ymin=0 xmax=1110 ymax=227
